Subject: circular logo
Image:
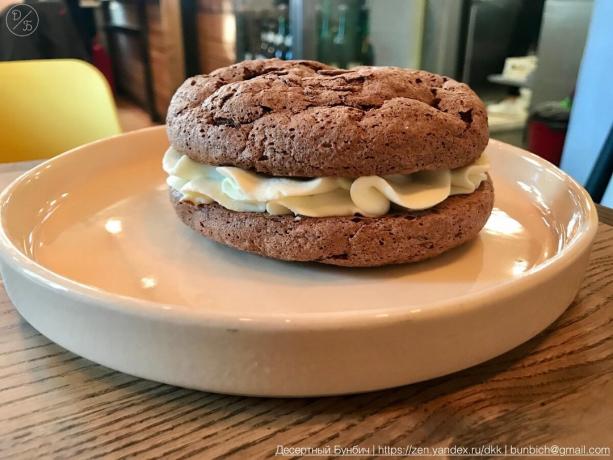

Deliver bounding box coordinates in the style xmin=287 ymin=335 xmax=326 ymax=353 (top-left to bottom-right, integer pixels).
xmin=5 ymin=4 xmax=39 ymax=37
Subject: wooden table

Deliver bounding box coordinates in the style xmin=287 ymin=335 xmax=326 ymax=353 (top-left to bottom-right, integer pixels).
xmin=1 ymin=189 xmax=612 ymax=459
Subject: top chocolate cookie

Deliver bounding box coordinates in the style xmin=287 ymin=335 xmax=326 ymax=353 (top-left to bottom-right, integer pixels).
xmin=166 ymin=59 xmax=488 ymax=177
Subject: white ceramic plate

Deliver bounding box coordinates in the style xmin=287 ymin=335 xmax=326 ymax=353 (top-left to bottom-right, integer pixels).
xmin=0 ymin=126 xmax=598 ymax=397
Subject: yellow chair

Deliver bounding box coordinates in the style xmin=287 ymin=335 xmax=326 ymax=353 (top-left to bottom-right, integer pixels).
xmin=0 ymin=59 xmax=121 ymax=162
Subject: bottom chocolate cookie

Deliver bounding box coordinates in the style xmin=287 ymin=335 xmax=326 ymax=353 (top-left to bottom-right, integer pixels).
xmin=170 ymin=178 xmax=494 ymax=267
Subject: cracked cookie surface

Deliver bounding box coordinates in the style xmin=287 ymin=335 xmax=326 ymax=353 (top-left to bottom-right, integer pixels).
xmin=166 ymin=59 xmax=489 ymax=178
xmin=170 ymin=178 xmax=494 ymax=267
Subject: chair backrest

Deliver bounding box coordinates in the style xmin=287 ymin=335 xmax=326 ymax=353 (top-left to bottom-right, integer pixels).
xmin=585 ymin=123 xmax=613 ymax=203
xmin=0 ymin=59 xmax=121 ymax=162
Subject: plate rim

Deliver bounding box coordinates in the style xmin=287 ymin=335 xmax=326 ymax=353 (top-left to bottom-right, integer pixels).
xmin=0 ymin=127 xmax=599 ymax=330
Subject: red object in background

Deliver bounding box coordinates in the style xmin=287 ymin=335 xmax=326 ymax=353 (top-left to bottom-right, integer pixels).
xmin=527 ymin=120 xmax=566 ymax=165
xmin=92 ymin=37 xmax=115 ymax=93
xmin=526 ymin=102 xmax=570 ymax=166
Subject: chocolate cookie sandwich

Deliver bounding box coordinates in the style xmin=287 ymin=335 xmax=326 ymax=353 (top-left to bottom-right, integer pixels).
xmin=164 ymin=59 xmax=493 ymax=267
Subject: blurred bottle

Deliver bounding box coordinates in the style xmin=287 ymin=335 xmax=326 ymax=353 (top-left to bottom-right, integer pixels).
xmin=284 ymin=34 xmax=293 ymax=60
xmin=256 ymin=31 xmax=266 ymax=58
xmin=274 ymin=4 xmax=289 ymax=59
xmin=257 ymin=16 xmax=273 ymax=59
xmin=317 ymin=0 xmax=335 ymax=65
xmin=358 ymin=2 xmax=374 ymax=65
xmin=332 ymin=3 xmax=350 ymax=68
xmin=266 ymin=19 xmax=277 ymax=58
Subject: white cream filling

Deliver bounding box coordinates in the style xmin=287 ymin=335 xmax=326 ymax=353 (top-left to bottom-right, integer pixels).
xmin=163 ymin=147 xmax=489 ymax=217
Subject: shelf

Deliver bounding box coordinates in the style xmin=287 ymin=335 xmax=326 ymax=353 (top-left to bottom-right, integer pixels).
xmin=487 ymin=74 xmax=530 ymax=88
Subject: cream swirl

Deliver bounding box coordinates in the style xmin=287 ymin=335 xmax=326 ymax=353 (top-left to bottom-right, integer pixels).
xmin=163 ymin=147 xmax=489 ymax=217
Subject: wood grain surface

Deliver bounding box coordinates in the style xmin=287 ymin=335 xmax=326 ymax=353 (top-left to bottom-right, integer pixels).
xmin=598 ymin=204 xmax=613 ymax=226
xmin=0 ymin=223 xmax=611 ymax=459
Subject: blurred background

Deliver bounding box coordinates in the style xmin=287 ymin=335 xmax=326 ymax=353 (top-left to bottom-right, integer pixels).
xmin=0 ymin=0 xmax=611 ymax=204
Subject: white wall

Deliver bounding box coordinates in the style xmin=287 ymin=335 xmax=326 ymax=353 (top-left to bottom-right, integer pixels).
xmin=560 ymin=0 xmax=613 ymax=205
xmin=369 ymin=0 xmax=424 ymax=68
xmin=530 ymin=0 xmax=594 ymax=108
